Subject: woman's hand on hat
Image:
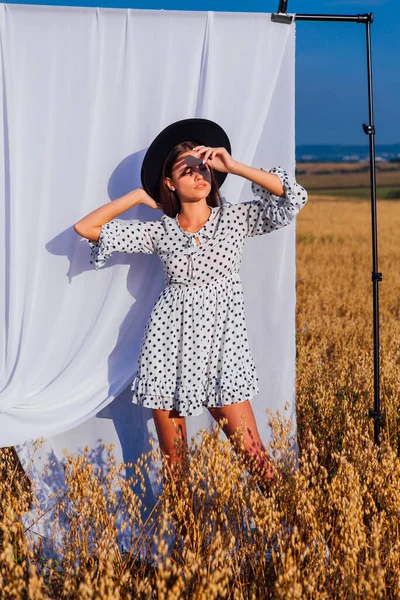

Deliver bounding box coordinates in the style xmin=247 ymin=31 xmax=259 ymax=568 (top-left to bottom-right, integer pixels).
xmin=138 ymin=188 xmax=163 ymax=211
xmin=192 ymin=146 xmax=237 ymax=174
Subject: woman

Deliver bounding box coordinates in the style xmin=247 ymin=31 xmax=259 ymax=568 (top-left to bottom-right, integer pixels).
xmin=74 ymin=118 xmax=308 ymax=492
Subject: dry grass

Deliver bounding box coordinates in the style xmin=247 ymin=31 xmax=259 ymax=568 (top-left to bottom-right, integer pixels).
xmin=1 ymin=198 xmax=400 ymax=598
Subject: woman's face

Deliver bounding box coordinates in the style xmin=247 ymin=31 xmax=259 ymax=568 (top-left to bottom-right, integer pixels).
xmin=166 ymin=151 xmax=212 ymax=201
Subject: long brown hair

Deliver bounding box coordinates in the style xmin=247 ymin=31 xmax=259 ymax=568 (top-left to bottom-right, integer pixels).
xmin=157 ymin=141 xmax=222 ymax=218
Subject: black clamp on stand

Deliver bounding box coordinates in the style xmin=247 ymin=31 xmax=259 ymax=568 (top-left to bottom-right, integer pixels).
xmin=369 ymin=409 xmax=384 ymax=442
xmin=369 ymin=409 xmax=383 ymax=420
xmin=271 ymin=0 xmax=293 ymax=24
xmin=372 ymin=272 xmax=382 ymax=283
xmin=362 ymin=123 xmax=375 ymax=135
xmin=271 ymin=12 xmax=293 ymax=24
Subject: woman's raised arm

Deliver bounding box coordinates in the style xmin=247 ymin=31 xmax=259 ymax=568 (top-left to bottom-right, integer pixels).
xmin=231 ymin=162 xmax=285 ymax=197
xmin=74 ymin=188 xmax=159 ymax=241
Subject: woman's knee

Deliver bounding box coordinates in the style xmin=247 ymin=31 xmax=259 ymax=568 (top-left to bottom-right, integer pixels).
xmin=208 ymin=401 xmax=261 ymax=444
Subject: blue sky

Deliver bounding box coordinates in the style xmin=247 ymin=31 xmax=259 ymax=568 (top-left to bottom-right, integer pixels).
xmin=6 ymin=0 xmax=398 ymax=145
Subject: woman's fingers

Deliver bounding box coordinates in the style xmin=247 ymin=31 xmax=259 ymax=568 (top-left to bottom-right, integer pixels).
xmin=193 ymin=145 xmax=220 ymax=158
xmin=203 ymin=148 xmax=215 ymax=163
xmin=191 ymin=146 xmax=233 ymax=173
xmin=193 ymin=146 xmax=224 ymax=163
xmin=193 ymin=146 xmax=209 ymax=161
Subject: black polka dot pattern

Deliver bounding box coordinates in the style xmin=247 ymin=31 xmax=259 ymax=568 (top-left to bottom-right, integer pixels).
xmin=87 ymin=219 xmax=158 ymax=269
xmin=86 ymin=166 xmax=308 ymax=416
xmin=247 ymin=166 xmax=308 ymax=236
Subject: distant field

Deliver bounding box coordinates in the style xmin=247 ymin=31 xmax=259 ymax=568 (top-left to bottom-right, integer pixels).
xmin=309 ymin=187 xmax=400 ymax=200
xmin=296 ymin=161 xmax=400 ymax=199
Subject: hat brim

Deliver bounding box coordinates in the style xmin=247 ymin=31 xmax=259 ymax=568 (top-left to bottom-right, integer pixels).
xmin=141 ymin=118 xmax=231 ymax=201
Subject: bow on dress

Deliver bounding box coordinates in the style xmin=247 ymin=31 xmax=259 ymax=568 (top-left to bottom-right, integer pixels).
xmin=182 ymin=231 xmax=212 ymax=279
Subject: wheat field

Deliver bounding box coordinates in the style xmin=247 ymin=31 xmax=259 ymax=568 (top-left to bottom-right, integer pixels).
xmin=1 ymin=198 xmax=400 ymax=599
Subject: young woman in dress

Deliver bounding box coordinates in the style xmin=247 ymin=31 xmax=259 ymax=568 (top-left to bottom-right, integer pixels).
xmin=74 ymin=118 xmax=308 ymax=492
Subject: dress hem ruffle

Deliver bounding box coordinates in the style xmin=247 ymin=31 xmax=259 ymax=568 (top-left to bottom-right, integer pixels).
xmin=130 ymin=370 xmax=260 ymax=417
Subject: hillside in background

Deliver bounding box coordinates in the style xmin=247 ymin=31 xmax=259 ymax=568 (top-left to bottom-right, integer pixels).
xmin=295 ymin=161 xmax=400 ymax=200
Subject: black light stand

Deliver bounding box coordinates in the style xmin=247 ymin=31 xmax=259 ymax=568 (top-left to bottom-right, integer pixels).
xmin=272 ymin=1 xmax=382 ymax=446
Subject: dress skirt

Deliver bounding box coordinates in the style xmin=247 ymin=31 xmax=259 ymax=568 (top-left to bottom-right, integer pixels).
xmin=130 ymin=273 xmax=260 ymax=416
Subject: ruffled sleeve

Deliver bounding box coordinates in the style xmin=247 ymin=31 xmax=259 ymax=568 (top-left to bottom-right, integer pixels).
xmin=87 ymin=218 xmax=159 ymax=270
xmin=239 ymin=166 xmax=308 ymax=238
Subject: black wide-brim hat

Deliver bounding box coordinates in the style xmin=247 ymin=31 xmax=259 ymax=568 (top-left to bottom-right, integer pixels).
xmin=141 ymin=118 xmax=231 ymax=200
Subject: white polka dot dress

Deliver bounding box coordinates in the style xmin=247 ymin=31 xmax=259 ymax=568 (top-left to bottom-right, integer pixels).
xmin=87 ymin=166 xmax=308 ymax=416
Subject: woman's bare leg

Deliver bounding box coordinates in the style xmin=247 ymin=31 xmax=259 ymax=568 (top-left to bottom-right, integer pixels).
xmin=152 ymin=408 xmax=188 ymax=480
xmin=152 ymin=408 xmax=191 ymax=541
xmin=207 ymin=400 xmax=275 ymax=486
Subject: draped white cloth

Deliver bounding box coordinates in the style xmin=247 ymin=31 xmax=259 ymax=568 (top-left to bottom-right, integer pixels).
xmin=0 ymin=3 xmax=296 ymax=546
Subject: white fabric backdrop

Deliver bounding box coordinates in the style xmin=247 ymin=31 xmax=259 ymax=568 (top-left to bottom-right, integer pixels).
xmin=0 ymin=3 xmax=296 ymax=545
